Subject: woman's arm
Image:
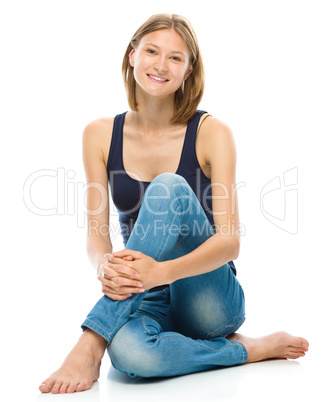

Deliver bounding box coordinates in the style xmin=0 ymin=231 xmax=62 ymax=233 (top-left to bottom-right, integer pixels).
xmin=163 ymin=116 xmax=240 ymax=283
xmin=82 ymin=119 xmax=114 ymax=272
xmin=83 ymin=119 xmax=143 ymax=299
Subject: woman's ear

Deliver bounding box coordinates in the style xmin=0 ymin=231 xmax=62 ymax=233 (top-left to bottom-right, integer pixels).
xmin=129 ymin=48 xmax=135 ymax=67
xmin=184 ymin=64 xmax=193 ymax=81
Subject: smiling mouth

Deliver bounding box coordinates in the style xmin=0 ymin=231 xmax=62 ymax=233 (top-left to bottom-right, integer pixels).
xmin=147 ymin=74 xmax=169 ymax=82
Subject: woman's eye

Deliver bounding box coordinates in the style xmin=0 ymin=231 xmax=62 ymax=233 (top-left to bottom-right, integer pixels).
xmin=172 ymin=57 xmax=181 ymax=61
xmin=147 ymin=49 xmax=156 ymax=55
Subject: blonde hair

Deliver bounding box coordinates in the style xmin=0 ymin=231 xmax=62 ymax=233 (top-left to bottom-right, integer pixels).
xmin=122 ymin=14 xmax=205 ymax=123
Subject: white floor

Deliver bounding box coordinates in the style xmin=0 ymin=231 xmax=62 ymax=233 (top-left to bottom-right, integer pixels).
xmin=5 ymin=310 xmax=319 ymax=402
xmin=13 ymin=345 xmax=320 ymax=402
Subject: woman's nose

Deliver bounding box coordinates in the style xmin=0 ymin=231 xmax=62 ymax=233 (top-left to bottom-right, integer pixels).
xmin=154 ymin=56 xmax=168 ymax=73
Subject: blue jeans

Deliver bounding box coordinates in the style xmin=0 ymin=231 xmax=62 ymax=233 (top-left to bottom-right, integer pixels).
xmin=81 ymin=173 xmax=247 ymax=378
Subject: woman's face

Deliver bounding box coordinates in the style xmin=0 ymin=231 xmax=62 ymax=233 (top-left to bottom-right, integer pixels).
xmin=129 ymin=28 xmax=193 ymax=99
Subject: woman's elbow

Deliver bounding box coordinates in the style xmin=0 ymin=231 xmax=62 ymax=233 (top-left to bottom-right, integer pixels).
xmin=232 ymin=236 xmax=240 ymax=260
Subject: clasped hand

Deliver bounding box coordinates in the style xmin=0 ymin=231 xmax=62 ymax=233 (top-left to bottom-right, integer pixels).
xmin=97 ymin=249 xmax=164 ymax=301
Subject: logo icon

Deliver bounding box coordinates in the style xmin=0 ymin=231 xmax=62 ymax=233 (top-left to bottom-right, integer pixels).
xmin=260 ymin=167 xmax=298 ymax=234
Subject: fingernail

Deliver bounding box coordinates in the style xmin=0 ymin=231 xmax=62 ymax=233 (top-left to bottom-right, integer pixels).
xmin=135 ymin=273 xmax=140 ymax=278
xmin=139 ymin=289 xmax=145 ymax=293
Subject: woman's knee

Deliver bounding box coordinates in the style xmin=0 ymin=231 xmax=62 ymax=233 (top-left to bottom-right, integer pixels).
xmin=142 ymin=173 xmax=195 ymax=216
xmin=107 ymin=317 xmax=165 ymax=378
xmin=152 ymin=172 xmax=187 ymax=186
xmin=147 ymin=173 xmax=190 ymax=199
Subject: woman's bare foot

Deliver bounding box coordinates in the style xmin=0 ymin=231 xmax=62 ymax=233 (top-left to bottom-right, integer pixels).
xmin=39 ymin=329 xmax=107 ymax=394
xmin=227 ymin=331 xmax=309 ymax=363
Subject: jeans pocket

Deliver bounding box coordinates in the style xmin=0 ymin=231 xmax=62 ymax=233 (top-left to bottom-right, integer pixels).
xmin=205 ymin=314 xmax=246 ymax=340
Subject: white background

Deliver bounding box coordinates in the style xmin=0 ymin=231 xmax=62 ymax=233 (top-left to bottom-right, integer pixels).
xmin=1 ymin=0 xmax=320 ymax=401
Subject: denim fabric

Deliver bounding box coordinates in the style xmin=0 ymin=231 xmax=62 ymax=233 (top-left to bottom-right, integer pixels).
xmin=81 ymin=173 xmax=247 ymax=378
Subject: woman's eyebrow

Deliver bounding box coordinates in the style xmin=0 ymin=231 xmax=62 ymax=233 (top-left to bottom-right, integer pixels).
xmin=143 ymin=42 xmax=185 ymax=55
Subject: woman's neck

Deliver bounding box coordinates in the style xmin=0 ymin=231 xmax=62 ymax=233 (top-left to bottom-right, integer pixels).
xmin=129 ymin=88 xmax=179 ymax=136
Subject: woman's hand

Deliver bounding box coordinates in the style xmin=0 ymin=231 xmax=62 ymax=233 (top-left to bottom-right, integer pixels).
xmin=97 ymin=254 xmax=144 ymax=301
xmin=108 ymin=249 xmax=165 ymax=291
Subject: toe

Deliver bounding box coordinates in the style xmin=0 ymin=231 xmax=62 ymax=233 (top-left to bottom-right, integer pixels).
xmin=278 ymin=333 xmax=309 ymax=352
xmin=39 ymin=383 xmax=50 ymax=393
xmin=66 ymin=382 xmax=78 ymax=393
xmin=292 ymin=342 xmax=309 ymax=354
xmin=51 ymin=381 xmax=63 ymax=394
xmin=59 ymin=382 xmax=70 ymax=393
xmin=76 ymin=381 xmax=92 ymax=392
xmin=39 ymin=377 xmax=56 ymax=393
xmin=292 ymin=336 xmax=309 ymax=349
xmin=287 ymin=350 xmax=305 ymax=359
xmin=301 ymin=339 xmax=309 ymax=351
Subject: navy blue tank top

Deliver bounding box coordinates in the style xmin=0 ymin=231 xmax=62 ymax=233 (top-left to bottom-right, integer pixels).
xmin=107 ymin=110 xmax=237 ymax=286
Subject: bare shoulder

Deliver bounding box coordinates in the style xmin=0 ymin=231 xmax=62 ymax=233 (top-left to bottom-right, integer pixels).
xmin=199 ymin=115 xmax=234 ymax=141
xmin=82 ymin=117 xmax=115 ymax=166
xmin=198 ymin=115 xmax=236 ymax=165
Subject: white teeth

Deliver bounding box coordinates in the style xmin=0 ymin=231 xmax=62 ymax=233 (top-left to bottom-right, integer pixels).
xmin=148 ymin=75 xmax=167 ymax=82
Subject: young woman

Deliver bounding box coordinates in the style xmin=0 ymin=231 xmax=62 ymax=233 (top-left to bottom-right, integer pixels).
xmin=39 ymin=14 xmax=309 ymax=394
